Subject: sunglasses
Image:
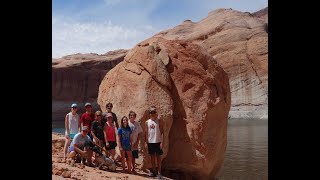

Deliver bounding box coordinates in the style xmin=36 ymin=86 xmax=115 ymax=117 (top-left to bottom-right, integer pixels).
xmin=72 ymin=107 xmax=78 ymax=109
xmin=107 ymin=106 xmax=113 ymax=108
xmin=83 ymin=130 xmax=89 ymax=133
xmin=150 ymin=111 xmax=157 ymax=114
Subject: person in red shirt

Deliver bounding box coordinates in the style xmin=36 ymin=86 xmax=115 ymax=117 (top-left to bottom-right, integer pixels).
xmin=80 ymin=102 xmax=95 ymax=140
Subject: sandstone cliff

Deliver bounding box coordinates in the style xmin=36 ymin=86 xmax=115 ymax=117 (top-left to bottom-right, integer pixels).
xmin=52 ymin=49 xmax=128 ymax=121
xmin=153 ymin=8 xmax=268 ymax=119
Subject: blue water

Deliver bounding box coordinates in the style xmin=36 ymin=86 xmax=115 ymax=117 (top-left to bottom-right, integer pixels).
xmin=52 ymin=121 xmax=65 ymax=134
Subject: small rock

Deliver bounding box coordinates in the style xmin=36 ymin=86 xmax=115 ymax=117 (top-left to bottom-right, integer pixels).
xmin=61 ymin=171 xmax=71 ymax=178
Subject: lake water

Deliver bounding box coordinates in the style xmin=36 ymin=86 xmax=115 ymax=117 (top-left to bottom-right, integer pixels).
xmin=52 ymin=119 xmax=268 ymax=179
xmin=217 ymin=119 xmax=268 ymax=180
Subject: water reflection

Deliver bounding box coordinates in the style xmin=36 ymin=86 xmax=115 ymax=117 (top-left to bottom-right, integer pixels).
xmin=217 ymin=119 xmax=268 ymax=180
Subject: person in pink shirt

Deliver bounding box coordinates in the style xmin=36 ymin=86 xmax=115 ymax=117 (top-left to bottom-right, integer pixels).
xmin=103 ymin=113 xmax=117 ymax=162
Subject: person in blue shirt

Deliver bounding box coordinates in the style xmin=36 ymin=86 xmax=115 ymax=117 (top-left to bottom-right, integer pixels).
xmin=118 ymin=116 xmax=133 ymax=173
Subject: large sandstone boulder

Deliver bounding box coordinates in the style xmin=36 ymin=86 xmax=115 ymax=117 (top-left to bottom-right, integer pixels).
xmin=52 ymin=49 xmax=128 ymax=121
xmin=153 ymin=8 xmax=268 ymax=119
xmin=97 ymin=37 xmax=231 ymax=179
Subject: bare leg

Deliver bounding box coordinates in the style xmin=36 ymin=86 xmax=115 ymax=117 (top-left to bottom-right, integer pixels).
xmin=68 ymin=151 xmax=77 ymax=166
xmin=156 ymin=155 xmax=162 ymax=175
xmin=132 ymin=155 xmax=136 ymax=171
xmin=110 ymin=149 xmax=116 ymax=160
xmin=63 ymin=138 xmax=71 ymax=159
xmin=126 ymin=151 xmax=132 ymax=173
xmin=150 ymin=154 xmax=156 ymax=175
xmin=120 ymin=150 xmax=126 ymax=171
xmin=68 ymin=151 xmax=76 ymax=159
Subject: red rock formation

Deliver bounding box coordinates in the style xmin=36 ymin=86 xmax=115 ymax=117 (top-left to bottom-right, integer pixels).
xmin=97 ymin=37 xmax=231 ymax=179
xmin=153 ymin=8 xmax=268 ymax=119
xmin=52 ymin=49 xmax=128 ymax=121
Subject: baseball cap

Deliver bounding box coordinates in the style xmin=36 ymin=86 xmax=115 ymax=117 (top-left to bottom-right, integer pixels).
xmin=85 ymin=102 xmax=92 ymax=107
xmin=71 ymin=103 xmax=78 ymax=108
xmin=82 ymin=126 xmax=89 ymax=131
xmin=149 ymin=106 xmax=157 ymax=113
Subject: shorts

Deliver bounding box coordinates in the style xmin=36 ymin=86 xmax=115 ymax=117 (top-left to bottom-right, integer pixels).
xmin=125 ymin=150 xmax=138 ymax=159
xmin=69 ymin=146 xmax=84 ymax=152
xmin=69 ymin=134 xmax=76 ymax=139
xmin=69 ymin=146 xmax=74 ymax=152
xmin=132 ymin=150 xmax=138 ymax=158
xmin=106 ymin=141 xmax=117 ymax=150
xmin=148 ymin=143 xmax=162 ymax=155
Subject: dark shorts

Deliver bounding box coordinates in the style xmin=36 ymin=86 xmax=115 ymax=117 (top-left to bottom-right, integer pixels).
xmin=148 ymin=143 xmax=162 ymax=155
xmin=125 ymin=150 xmax=138 ymax=159
xmin=132 ymin=150 xmax=139 ymax=158
xmin=106 ymin=141 xmax=117 ymax=150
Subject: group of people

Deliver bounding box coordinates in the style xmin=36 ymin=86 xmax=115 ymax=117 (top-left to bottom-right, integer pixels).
xmin=63 ymin=102 xmax=164 ymax=178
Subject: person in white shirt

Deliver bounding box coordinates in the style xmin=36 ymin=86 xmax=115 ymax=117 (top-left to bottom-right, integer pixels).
xmin=145 ymin=106 xmax=164 ymax=178
xmin=63 ymin=103 xmax=81 ymax=160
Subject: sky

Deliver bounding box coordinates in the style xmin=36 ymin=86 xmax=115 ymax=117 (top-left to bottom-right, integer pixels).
xmin=52 ymin=0 xmax=268 ymax=59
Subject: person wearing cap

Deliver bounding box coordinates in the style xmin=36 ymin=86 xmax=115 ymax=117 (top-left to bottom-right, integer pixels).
xmin=68 ymin=126 xmax=94 ymax=166
xmin=103 ymin=112 xmax=118 ymax=162
xmin=80 ymin=102 xmax=95 ymax=140
xmin=128 ymin=110 xmax=143 ymax=173
xmin=145 ymin=106 xmax=164 ymax=178
xmin=102 ymin=102 xmax=119 ymax=129
xmin=91 ymin=111 xmax=105 ymax=149
xmin=63 ymin=103 xmax=81 ymax=160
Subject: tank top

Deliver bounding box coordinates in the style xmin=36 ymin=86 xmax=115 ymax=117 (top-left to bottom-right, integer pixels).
xmin=104 ymin=122 xmax=116 ymax=141
xmin=66 ymin=112 xmax=79 ymax=135
xmin=147 ymin=118 xmax=161 ymax=143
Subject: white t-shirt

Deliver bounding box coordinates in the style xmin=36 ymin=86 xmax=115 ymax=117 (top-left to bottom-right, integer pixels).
xmin=128 ymin=120 xmax=143 ymax=150
xmin=66 ymin=112 xmax=79 ymax=135
xmin=146 ymin=119 xmax=161 ymax=143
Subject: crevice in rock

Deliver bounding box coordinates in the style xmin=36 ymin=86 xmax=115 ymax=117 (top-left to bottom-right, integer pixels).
xmin=137 ymin=62 xmax=171 ymax=90
xmin=245 ymin=38 xmax=263 ymax=85
xmin=232 ymin=103 xmax=265 ymax=107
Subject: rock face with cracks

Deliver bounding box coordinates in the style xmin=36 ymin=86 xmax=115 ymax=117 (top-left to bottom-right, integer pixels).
xmin=97 ymin=37 xmax=231 ymax=179
xmin=153 ymin=8 xmax=268 ymax=119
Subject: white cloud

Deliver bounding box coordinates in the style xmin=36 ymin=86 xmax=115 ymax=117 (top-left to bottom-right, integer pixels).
xmin=52 ymin=16 xmax=159 ymax=58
